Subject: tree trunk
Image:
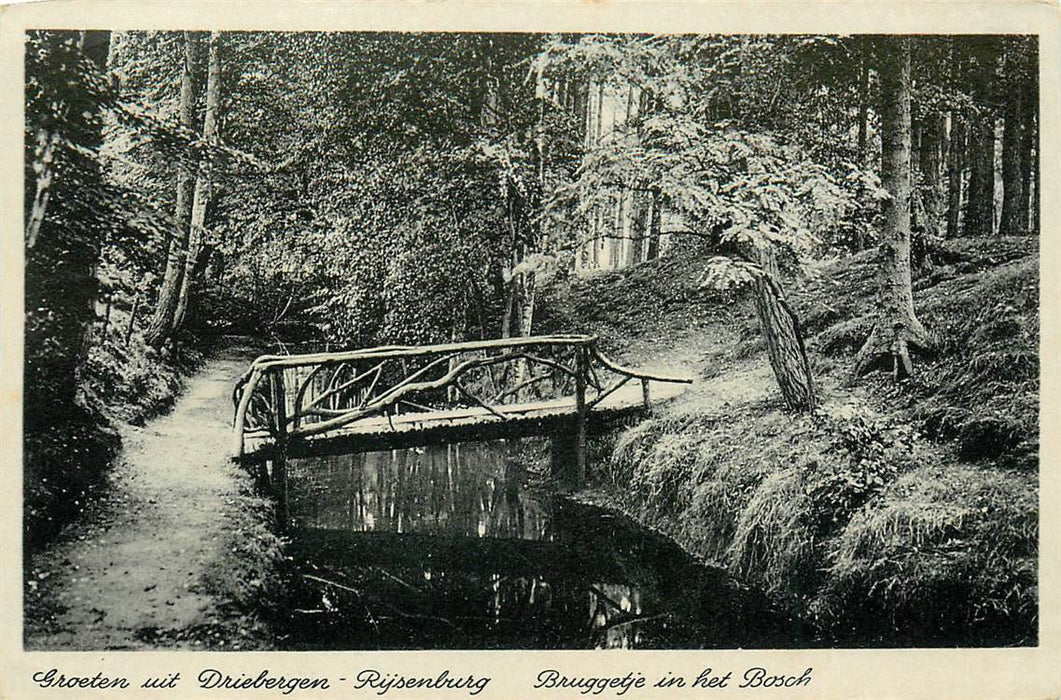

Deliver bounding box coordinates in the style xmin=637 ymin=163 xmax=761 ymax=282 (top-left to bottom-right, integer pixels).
xmin=945 ymin=113 xmax=966 ymax=238
xmin=174 ymin=31 xmax=222 ymax=331
xmin=1029 ymin=109 xmax=1039 ymax=237
xmin=857 ymin=38 xmax=869 ymax=165
xmin=145 ymin=30 xmax=197 ymax=348
xmin=999 ymin=97 xmax=1026 ymax=236
xmin=963 ymin=37 xmax=999 ymax=238
xmin=856 ymin=37 xmax=931 ymax=378
xmin=964 ymin=114 xmax=996 ymax=237
xmin=909 ymin=113 xmax=926 ymax=239
xmin=920 ymin=112 xmax=943 ymax=237
xmin=1018 ymin=40 xmax=1037 ymax=237
xmin=752 ymin=251 xmax=816 ymax=412
xmin=646 ymin=188 xmax=662 ymax=260
xmin=24 ymin=130 xmax=61 ymax=250
xmin=623 ymin=191 xmax=647 ymax=266
xmin=24 ymin=30 xmax=111 ymax=418
xmin=500 ymin=276 xmax=516 ymax=339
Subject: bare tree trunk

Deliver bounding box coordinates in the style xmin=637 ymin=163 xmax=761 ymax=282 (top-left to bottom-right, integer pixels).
xmin=857 ymin=38 xmax=869 ymax=166
xmin=1013 ymin=38 xmax=1036 ymax=238
xmin=920 ymin=112 xmax=944 ymax=238
xmin=1029 ymin=109 xmax=1039 ymax=237
xmin=518 ymin=274 xmax=536 ymax=338
xmin=856 ymin=37 xmax=931 ymax=378
xmin=145 ymin=31 xmax=197 ymax=348
xmin=965 ymin=115 xmax=996 ymax=237
xmin=752 ymin=251 xmax=816 ymax=411
xmin=646 ymin=188 xmax=661 ymax=260
xmin=945 ymin=113 xmax=966 ymax=238
xmin=623 ymin=192 xmax=647 ymax=266
xmin=1018 ymin=75 xmax=1035 ymax=237
xmin=24 ymin=129 xmax=61 ymax=250
xmin=500 ymin=276 xmax=516 ymax=339
xmin=174 ymin=31 xmax=222 ymax=331
xmin=999 ymin=101 xmax=1026 ymax=236
xmin=963 ymin=38 xmax=999 ymax=239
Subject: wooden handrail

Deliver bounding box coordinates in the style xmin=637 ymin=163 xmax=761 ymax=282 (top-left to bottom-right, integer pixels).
xmin=249 ymin=335 xmax=598 ymax=371
xmin=590 ymin=348 xmax=694 ymax=385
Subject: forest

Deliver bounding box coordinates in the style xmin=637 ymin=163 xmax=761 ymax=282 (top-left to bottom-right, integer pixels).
xmin=24 ymin=31 xmax=1039 ymax=648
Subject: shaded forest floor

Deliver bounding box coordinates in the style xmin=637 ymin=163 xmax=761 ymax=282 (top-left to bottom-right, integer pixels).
xmin=538 ymin=236 xmax=1039 ymax=646
xmin=23 ymin=342 xmax=282 ymax=650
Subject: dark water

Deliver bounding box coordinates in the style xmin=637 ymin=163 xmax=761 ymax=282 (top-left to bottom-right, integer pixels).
xmin=278 ymin=439 xmax=807 ymax=650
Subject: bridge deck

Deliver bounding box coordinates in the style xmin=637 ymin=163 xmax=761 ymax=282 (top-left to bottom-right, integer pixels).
xmin=242 ymin=379 xmax=687 ymax=460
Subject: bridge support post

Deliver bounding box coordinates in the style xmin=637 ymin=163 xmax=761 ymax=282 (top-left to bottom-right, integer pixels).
xmin=270 ymin=370 xmax=290 ymax=532
xmin=574 ymin=345 xmax=588 ymax=486
xmin=271 ymin=450 xmax=289 ymax=532
xmin=550 ymin=429 xmax=583 ymax=487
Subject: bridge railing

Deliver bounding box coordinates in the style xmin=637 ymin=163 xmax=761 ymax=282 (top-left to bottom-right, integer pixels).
xmin=232 ymin=334 xmax=691 ymax=458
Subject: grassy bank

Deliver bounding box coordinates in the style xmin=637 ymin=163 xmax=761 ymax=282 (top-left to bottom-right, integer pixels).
xmin=539 ymin=236 xmax=1038 ymax=646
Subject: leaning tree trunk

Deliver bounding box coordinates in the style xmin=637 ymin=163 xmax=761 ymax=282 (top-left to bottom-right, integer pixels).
xmin=752 ymin=251 xmax=816 ymax=412
xmin=173 ymin=31 xmax=221 ymax=331
xmin=855 ymin=37 xmax=931 ymax=379
xmin=145 ymin=31 xmax=197 ymax=348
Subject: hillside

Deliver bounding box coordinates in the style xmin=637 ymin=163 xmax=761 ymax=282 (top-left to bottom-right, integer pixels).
xmin=537 ymin=236 xmax=1038 ymax=646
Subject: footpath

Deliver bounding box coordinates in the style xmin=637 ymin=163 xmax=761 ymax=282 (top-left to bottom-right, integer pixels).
xmin=24 ymin=346 xmax=273 ymax=650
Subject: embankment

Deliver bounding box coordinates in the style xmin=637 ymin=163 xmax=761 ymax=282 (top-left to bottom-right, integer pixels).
xmin=539 ymin=236 xmax=1038 ymax=646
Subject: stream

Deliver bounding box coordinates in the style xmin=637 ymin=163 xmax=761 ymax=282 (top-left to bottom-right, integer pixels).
xmin=276 ymin=438 xmax=809 ymax=650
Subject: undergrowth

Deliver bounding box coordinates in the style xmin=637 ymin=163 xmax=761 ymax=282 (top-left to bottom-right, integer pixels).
xmin=24 ymin=305 xmax=208 ymax=549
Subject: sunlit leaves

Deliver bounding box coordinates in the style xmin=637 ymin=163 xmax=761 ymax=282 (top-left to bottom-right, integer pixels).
xmin=699 ymin=255 xmax=762 ymax=290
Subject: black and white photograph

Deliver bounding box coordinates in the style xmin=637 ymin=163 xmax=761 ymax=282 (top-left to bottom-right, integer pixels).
xmin=3 ymin=2 xmax=1060 ymax=697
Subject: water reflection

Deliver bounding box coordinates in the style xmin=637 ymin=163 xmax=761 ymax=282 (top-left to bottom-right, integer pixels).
xmin=281 ymin=439 xmax=801 ymax=650
xmin=288 ymin=441 xmax=549 ymax=540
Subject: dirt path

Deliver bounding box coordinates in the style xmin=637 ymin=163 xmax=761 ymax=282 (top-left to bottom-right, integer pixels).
xmin=24 ymin=344 xmax=270 ymax=650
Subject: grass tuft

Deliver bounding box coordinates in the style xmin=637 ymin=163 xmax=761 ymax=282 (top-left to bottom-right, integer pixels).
xmin=816 ymin=464 xmax=1037 ymax=646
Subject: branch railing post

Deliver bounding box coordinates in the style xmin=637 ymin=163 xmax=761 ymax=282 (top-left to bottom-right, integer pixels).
xmin=232 ymin=367 xmax=264 ymax=459
xmin=269 ymin=368 xmax=289 ymax=531
xmin=574 ymin=342 xmax=589 ymax=486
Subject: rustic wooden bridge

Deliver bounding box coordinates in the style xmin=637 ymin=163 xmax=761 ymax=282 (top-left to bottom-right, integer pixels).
xmin=232 ymin=335 xmax=691 ymax=485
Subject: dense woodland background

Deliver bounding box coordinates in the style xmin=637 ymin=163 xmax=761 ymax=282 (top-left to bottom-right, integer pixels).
xmin=25 ymin=31 xmax=1039 ymax=645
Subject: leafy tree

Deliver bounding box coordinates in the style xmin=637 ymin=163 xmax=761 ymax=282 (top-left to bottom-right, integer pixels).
xmin=25 ymin=30 xmax=114 ymax=416
xmin=544 ymin=34 xmax=875 ymax=410
xmin=145 ymin=31 xmax=198 ymax=348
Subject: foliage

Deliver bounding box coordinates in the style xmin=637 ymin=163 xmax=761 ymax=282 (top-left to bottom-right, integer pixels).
xmin=543 ymin=34 xmax=883 ymax=289
xmin=24 ymin=30 xmax=1042 ymax=648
